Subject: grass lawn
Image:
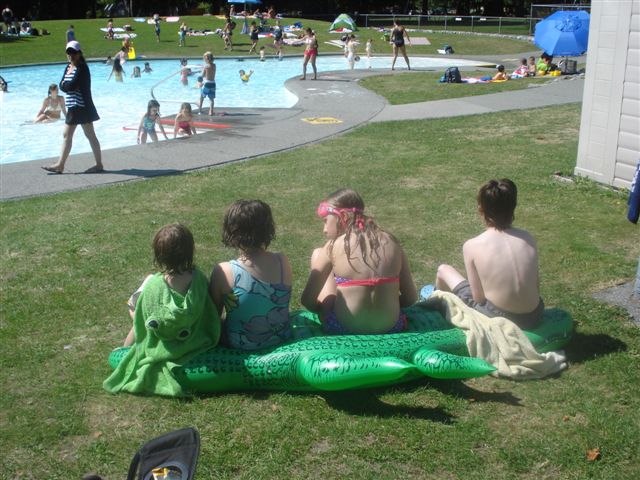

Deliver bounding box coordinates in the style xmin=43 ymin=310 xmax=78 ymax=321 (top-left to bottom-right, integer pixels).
xmin=0 ymin=16 xmax=535 ymax=66
xmin=360 ymin=70 xmax=552 ymax=104
xmin=1 ymin=103 xmax=639 ymax=478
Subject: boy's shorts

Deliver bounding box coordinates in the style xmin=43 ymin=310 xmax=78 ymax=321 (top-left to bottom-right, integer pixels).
xmin=201 ymin=81 xmax=216 ymax=100
xmin=452 ymin=280 xmax=544 ymax=330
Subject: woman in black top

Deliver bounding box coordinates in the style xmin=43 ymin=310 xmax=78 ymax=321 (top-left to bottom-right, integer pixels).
xmin=42 ymin=41 xmax=103 ymax=174
xmin=390 ymin=20 xmax=411 ymax=71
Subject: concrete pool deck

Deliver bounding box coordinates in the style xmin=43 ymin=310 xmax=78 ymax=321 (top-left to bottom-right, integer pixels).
xmin=0 ymin=57 xmax=584 ymax=201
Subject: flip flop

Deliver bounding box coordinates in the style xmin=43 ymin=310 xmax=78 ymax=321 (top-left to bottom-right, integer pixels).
xmin=41 ymin=166 xmax=63 ymax=174
xmin=420 ymin=284 xmax=435 ymax=300
xmin=83 ymin=165 xmax=105 ymax=174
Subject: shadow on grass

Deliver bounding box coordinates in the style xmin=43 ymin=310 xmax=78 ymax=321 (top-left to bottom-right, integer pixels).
xmin=432 ymin=380 xmax=524 ymax=406
xmin=564 ymin=330 xmax=627 ymax=364
xmin=321 ymin=387 xmax=455 ymax=424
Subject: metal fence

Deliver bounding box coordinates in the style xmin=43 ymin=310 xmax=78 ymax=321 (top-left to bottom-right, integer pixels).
xmin=303 ymin=14 xmax=545 ymax=36
xmin=359 ymin=14 xmax=538 ymax=36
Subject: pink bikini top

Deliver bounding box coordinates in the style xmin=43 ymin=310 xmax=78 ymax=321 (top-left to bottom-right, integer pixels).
xmin=334 ymin=275 xmax=399 ymax=287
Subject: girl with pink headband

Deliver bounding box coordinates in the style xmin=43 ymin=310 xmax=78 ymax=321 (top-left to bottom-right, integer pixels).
xmin=301 ymin=188 xmax=418 ymax=334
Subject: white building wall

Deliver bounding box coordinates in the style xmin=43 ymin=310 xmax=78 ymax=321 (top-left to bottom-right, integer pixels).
xmin=575 ymin=0 xmax=640 ymax=189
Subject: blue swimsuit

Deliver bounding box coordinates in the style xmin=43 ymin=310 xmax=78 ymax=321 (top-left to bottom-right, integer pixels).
xmin=223 ymin=256 xmax=292 ymax=350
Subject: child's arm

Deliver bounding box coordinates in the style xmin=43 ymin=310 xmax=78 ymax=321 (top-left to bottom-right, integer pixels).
xmin=36 ymin=98 xmax=48 ymax=117
xmin=137 ymin=115 xmax=145 ymax=143
xmin=398 ymin=248 xmax=418 ymax=307
xmin=462 ymin=241 xmax=485 ymax=303
xmin=173 ymin=114 xmax=180 ymax=138
xmin=156 ymin=117 xmax=168 ymax=140
xmin=209 ymin=263 xmax=231 ymax=317
xmin=301 ymin=244 xmax=333 ymax=312
xmin=190 ymin=120 xmax=197 ymax=135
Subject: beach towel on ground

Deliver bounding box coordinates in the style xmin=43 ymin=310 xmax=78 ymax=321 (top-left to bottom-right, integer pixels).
xmin=425 ymin=290 xmax=567 ymax=379
xmin=103 ymin=269 xmax=220 ymax=396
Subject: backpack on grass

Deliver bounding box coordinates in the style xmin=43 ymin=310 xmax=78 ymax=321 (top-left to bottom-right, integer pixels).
xmin=126 ymin=427 xmax=200 ymax=480
xmin=441 ymin=67 xmax=462 ymax=83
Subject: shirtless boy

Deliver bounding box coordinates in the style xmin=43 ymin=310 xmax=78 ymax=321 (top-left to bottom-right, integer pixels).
xmin=199 ymin=51 xmax=216 ymax=115
xmin=435 ymin=179 xmax=544 ymax=329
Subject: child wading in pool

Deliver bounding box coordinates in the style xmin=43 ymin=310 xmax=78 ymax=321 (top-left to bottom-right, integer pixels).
xmin=198 ymin=51 xmax=216 ymax=115
xmin=105 ymin=223 xmax=220 ymax=396
xmin=435 ymin=179 xmax=544 ymax=330
xmin=174 ymin=102 xmax=196 ymax=137
xmin=210 ymin=200 xmax=293 ymax=350
xmin=239 ymin=69 xmax=253 ymax=83
xmin=137 ymin=99 xmax=168 ymax=144
xmin=301 ymin=188 xmax=418 ymax=334
xmin=108 ymin=57 xmax=125 ymax=82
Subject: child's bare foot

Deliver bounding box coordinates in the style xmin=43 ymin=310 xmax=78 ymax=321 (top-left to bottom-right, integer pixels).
xmin=300 ymin=76 xmax=306 ymax=80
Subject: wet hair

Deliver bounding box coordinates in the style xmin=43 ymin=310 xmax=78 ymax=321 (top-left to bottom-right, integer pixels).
xmin=239 ymin=69 xmax=245 ymax=75
xmin=147 ymin=99 xmax=160 ymax=114
xmin=180 ymin=57 xmax=187 ymax=66
xmin=477 ymin=179 xmax=517 ymax=230
xmin=324 ymin=188 xmax=384 ymax=270
xmin=222 ymin=200 xmax=275 ymax=252
xmin=180 ymin=102 xmax=192 ymax=114
xmin=196 ymin=75 xmax=203 ymax=82
xmin=47 ymin=83 xmax=57 ymax=95
xmin=152 ymin=223 xmax=195 ymax=274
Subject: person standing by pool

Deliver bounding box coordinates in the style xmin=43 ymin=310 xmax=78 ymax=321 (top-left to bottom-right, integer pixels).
xmin=273 ymin=20 xmax=283 ymax=59
xmin=34 ymin=84 xmax=66 ymax=123
xmin=42 ymin=41 xmax=103 ymax=174
xmin=66 ymin=24 xmax=75 ymax=43
xmin=300 ymin=28 xmax=318 ymax=80
xmin=178 ymin=21 xmax=187 ymax=47
xmin=248 ymin=21 xmax=259 ymax=54
xmin=198 ymin=51 xmax=216 ymax=116
xmin=153 ymin=14 xmax=161 ymax=43
xmin=390 ymin=19 xmax=411 ymax=71
xmin=2 ymin=6 xmax=12 ymax=32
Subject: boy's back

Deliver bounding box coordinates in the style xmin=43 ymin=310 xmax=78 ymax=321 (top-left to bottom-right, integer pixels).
xmin=463 ymin=227 xmax=540 ymax=314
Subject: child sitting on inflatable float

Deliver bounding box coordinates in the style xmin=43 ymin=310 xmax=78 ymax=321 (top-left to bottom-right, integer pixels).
xmin=435 ymin=178 xmax=544 ymax=330
xmin=301 ymin=188 xmax=418 ymax=334
xmin=103 ymin=224 xmax=220 ymax=396
xmin=209 ymin=199 xmax=293 ymax=350
xmin=105 ymin=188 xmax=572 ymax=396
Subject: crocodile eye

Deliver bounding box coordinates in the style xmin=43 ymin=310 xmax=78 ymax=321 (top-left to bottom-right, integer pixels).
xmin=147 ymin=320 xmax=159 ymax=329
xmin=178 ymin=329 xmax=190 ymax=338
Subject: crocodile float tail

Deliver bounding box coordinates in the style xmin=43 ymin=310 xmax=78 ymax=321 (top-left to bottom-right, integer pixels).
xmin=297 ymin=352 xmax=420 ymax=391
xmin=412 ymin=347 xmax=496 ymax=379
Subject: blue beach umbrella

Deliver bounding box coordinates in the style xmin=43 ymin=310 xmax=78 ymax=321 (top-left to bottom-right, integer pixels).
xmin=534 ymin=10 xmax=590 ymax=56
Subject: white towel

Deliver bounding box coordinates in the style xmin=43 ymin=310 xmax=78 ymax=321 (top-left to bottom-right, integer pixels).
xmin=425 ymin=291 xmax=567 ymax=379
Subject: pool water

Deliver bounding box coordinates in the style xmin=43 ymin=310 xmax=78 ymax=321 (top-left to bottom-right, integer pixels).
xmin=0 ymin=55 xmax=490 ymax=165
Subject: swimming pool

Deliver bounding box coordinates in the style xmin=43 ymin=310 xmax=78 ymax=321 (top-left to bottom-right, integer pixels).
xmin=0 ymin=55 xmax=491 ymax=165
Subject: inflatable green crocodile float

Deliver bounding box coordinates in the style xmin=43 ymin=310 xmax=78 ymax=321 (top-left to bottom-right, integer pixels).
xmin=108 ymin=305 xmax=572 ymax=394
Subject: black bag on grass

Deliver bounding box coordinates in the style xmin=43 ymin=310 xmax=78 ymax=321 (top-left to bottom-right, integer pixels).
xmin=444 ymin=67 xmax=462 ymax=83
xmin=126 ymin=427 xmax=200 ymax=480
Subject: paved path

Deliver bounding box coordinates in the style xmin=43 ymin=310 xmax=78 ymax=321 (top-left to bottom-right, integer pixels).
xmin=0 ymin=59 xmax=584 ymax=201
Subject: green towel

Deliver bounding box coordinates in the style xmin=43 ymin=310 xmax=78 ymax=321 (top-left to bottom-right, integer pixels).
xmin=103 ymin=269 xmax=220 ymax=396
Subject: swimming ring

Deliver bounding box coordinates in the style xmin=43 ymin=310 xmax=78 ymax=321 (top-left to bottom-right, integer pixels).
xmin=108 ymin=305 xmax=572 ymax=393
